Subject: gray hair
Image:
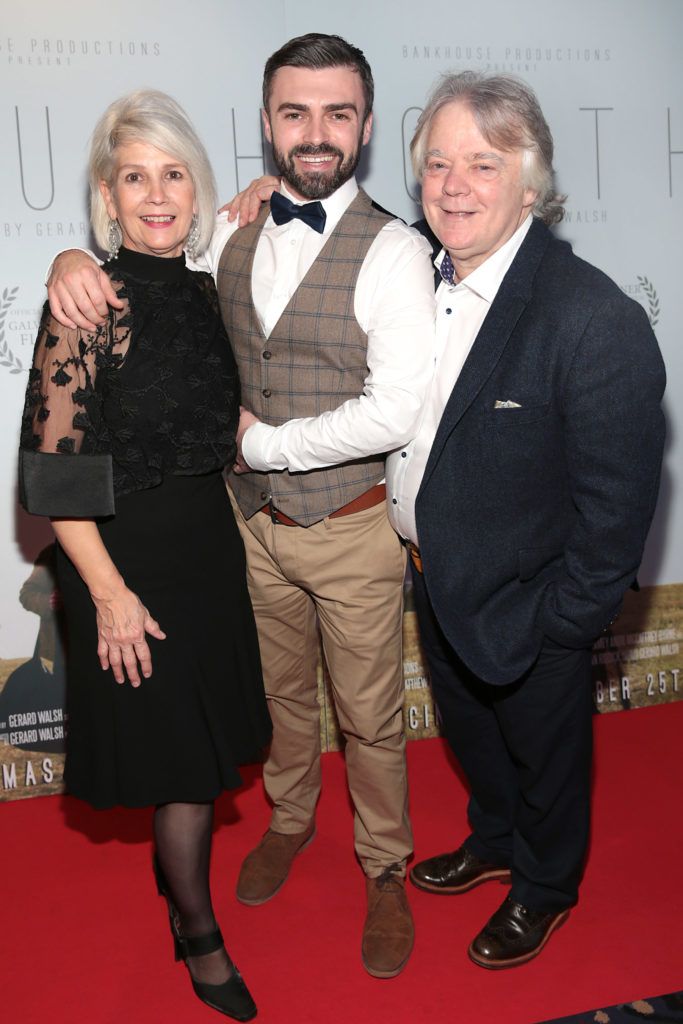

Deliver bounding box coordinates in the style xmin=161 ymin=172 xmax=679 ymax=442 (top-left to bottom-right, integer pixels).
xmin=89 ymin=89 xmax=216 ymax=254
xmin=411 ymin=72 xmax=566 ymax=225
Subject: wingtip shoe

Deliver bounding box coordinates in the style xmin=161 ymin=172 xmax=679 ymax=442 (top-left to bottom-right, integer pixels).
xmin=468 ymin=895 xmax=570 ymax=969
xmin=410 ymin=844 xmax=511 ymax=895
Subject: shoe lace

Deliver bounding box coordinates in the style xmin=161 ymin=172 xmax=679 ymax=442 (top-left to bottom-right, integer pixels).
xmin=376 ymin=863 xmax=403 ymax=891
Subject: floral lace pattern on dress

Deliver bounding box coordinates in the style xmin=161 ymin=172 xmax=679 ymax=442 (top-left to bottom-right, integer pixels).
xmin=20 ymin=252 xmax=239 ymax=508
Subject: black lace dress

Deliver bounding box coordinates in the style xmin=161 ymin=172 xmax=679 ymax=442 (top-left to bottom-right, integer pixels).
xmin=19 ymin=246 xmax=271 ymax=808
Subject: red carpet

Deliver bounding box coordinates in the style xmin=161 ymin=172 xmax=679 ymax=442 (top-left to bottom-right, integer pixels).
xmin=2 ymin=702 xmax=682 ymax=1024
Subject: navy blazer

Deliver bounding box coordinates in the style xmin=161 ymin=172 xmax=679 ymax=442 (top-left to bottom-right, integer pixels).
xmin=414 ymin=217 xmax=666 ymax=685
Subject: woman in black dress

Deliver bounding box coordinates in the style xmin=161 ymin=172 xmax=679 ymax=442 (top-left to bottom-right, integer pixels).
xmin=18 ymin=89 xmax=270 ymax=1022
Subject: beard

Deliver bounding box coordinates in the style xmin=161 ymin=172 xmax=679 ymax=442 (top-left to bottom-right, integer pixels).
xmin=272 ymin=141 xmax=363 ymax=200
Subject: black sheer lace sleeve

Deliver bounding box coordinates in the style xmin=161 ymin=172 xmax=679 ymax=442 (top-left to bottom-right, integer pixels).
xmin=19 ymin=286 xmax=130 ymax=517
xmin=20 ymin=255 xmax=239 ymax=513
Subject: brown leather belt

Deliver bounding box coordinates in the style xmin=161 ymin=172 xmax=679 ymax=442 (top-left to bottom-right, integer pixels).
xmin=407 ymin=542 xmax=423 ymax=574
xmin=260 ymin=484 xmax=386 ymax=526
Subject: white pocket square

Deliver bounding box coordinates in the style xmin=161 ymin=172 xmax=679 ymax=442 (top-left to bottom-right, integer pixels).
xmin=494 ymin=399 xmax=522 ymax=409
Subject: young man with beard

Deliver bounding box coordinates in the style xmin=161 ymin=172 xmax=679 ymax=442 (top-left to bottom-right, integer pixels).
xmin=46 ymin=34 xmax=436 ymax=979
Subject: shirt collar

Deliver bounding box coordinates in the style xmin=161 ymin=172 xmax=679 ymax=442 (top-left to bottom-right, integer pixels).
xmin=434 ymin=214 xmax=533 ymax=302
xmin=279 ymin=177 xmax=359 ymax=235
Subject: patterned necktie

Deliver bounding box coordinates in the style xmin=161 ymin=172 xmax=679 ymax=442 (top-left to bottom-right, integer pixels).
xmin=439 ymin=250 xmax=456 ymax=285
xmin=270 ymin=191 xmax=327 ymax=233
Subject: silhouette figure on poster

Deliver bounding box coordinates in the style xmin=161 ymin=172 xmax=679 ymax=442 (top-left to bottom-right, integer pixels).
xmin=0 ymin=545 xmax=66 ymax=753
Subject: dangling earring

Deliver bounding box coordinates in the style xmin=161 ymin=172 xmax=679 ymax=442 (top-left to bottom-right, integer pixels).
xmin=186 ymin=214 xmax=200 ymax=259
xmin=107 ymin=218 xmax=123 ymax=260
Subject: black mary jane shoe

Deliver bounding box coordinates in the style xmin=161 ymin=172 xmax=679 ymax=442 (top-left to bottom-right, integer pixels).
xmin=173 ymin=926 xmax=257 ymax=1022
xmin=153 ymin=857 xmax=257 ymax=1021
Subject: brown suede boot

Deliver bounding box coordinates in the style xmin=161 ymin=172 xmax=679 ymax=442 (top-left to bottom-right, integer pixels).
xmin=236 ymin=825 xmax=315 ymax=906
xmin=361 ymin=864 xmax=415 ymax=978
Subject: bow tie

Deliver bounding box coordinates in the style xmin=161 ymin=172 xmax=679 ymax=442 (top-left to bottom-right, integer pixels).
xmin=270 ymin=191 xmax=327 ymax=233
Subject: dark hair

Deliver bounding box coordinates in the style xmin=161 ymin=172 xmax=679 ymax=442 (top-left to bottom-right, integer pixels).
xmin=262 ymin=33 xmax=374 ymax=121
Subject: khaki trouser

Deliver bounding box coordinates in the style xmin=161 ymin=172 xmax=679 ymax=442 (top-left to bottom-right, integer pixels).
xmin=231 ymin=493 xmax=412 ymax=877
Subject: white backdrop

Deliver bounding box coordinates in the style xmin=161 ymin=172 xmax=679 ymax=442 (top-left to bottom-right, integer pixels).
xmin=1 ymin=0 xmax=681 ymax=660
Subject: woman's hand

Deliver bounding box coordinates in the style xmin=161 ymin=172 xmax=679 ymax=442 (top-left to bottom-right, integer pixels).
xmin=92 ymin=585 xmax=166 ymax=687
xmin=49 ymin=519 xmax=165 ymax=687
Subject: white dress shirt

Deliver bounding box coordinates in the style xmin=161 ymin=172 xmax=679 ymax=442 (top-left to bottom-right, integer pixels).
xmin=54 ymin=178 xmax=434 ymax=479
xmin=193 ymin=177 xmax=436 ymax=473
xmin=387 ymin=215 xmax=534 ymax=546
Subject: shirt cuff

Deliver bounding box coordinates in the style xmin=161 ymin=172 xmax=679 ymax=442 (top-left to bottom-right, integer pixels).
xmin=241 ymin=422 xmax=285 ymax=473
xmin=19 ymin=450 xmax=115 ymax=517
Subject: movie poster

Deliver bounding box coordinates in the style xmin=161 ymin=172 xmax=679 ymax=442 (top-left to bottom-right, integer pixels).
xmin=0 ymin=544 xmax=66 ymax=801
xmin=316 ymin=582 xmax=683 ymax=753
xmin=590 ymin=584 xmax=682 ymax=713
xmin=3 ymin=570 xmax=681 ymax=797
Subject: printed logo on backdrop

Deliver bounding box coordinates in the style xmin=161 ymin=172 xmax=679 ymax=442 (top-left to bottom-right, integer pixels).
xmin=230 ymin=109 xmax=269 ymax=191
xmin=15 ymin=106 xmax=54 ymax=210
xmin=1 ymin=35 xmax=160 ymax=68
xmin=400 ymin=42 xmax=611 ymax=74
xmin=5 ymin=104 xmax=90 ymax=260
xmin=0 ymin=287 xmax=26 ymax=375
xmin=620 ymin=276 xmax=660 ymax=329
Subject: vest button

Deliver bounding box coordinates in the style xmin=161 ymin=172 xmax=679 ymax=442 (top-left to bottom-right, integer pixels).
xmin=262 ymin=388 xmax=272 ymax=398
xmin=262 ymin=350 xmax=272 ymax=360
xmin=260 ymin=492 xmax=268 ymax=500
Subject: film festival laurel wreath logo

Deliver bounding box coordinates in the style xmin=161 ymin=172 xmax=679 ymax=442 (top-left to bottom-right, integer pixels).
xmin=0 ymin=286 xmax=25 ymax=374
xmin=637 ymin=276 xmax=660 ymax=328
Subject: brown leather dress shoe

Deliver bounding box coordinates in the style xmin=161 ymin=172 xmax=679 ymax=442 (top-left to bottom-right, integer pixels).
xmin=236 ymin=825 xmax=315 ymax=906
xmin=362 ymin=864 xmax=414 ymax=979
xmin=468 ymin=895 xmax=570 ymax=969
xmin=409 ymin=844 xmax=511 ymax=894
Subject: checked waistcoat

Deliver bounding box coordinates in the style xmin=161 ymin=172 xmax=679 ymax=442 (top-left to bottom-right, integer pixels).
xmin=218 ymin=188 xmax=393 ymax=526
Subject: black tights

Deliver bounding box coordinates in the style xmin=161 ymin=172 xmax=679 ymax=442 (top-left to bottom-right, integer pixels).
xmin=153 ymin=801 xmax=232 ymax=984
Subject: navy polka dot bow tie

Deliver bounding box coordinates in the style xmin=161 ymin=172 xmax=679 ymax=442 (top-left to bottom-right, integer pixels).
xmin=270 ymin=191 xmax=327 ymax=233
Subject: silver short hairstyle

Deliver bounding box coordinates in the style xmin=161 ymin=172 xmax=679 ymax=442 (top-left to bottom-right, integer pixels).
xmin=411 ymin=72 xmax=566 ymax=225
xmin=89 ymin=89 xmax=217 ymax=254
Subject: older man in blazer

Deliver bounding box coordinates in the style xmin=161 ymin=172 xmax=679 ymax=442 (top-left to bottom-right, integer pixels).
xmin=386 ymin=72 xmax=665 ymax=969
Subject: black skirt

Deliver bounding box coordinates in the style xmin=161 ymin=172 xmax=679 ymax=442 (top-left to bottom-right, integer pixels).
xmin=57 ymin=471 xmax=271 ymax=809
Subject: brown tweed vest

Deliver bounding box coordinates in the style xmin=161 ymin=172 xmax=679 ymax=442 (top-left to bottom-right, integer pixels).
xmin=218 ymin=188 xmax=393 ymax=526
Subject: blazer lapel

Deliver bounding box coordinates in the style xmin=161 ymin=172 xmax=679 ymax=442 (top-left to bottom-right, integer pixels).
xmin=418 ymin=218 xmax=552 ymax=495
